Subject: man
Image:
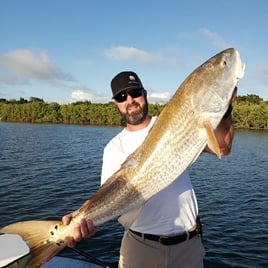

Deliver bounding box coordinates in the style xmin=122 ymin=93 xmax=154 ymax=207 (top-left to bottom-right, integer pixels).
xmin=63 ymin=71 xmax=236 ymax=267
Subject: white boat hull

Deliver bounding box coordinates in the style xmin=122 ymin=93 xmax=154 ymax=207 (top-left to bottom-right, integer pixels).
xmin=0 ymin=234 xmax=103 ymax=268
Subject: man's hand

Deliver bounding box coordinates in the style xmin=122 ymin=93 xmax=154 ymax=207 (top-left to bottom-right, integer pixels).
xmin=62 ymin=210 xmax=97 ymax=248
xmin=204 ymin=86 xmax=238 ymax=156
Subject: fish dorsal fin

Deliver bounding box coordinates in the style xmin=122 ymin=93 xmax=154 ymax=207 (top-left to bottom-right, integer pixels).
xmin=203 ymin=120 xmax=221 ymax=158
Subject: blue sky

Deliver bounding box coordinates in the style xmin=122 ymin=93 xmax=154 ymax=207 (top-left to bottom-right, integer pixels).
xmin=0 ymin=0 xmax=267 ymax=103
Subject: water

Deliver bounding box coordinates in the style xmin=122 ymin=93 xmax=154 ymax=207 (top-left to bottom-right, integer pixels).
xmin=0 ymin=123 xmax=267 ymax=268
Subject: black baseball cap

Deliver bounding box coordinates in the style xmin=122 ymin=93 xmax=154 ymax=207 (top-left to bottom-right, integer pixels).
xmin=111 ymin=71 xmax=144 ymax=98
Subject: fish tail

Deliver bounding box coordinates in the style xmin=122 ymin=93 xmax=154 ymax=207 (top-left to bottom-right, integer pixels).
xmin=0 ymin=220 xmax=65 ymax=267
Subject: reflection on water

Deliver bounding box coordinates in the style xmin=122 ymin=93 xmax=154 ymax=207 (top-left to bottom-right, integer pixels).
xmin=0 ymin=123 xmax=267 ymax=268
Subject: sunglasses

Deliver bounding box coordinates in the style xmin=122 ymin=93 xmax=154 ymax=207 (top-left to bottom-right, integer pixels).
xmin=114 ymin=88 xmax=144 ymax=103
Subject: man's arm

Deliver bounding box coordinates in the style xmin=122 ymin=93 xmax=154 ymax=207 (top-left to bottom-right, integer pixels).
xmin=204 ymin=114 xmax=234 ymax=156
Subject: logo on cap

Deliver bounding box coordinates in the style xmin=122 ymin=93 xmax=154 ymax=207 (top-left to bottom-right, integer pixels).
xmin=129 ymin=75 xmax=136 ymax=81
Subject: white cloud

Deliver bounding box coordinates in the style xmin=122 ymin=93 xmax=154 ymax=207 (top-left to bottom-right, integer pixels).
xmin=70 ymin=88 xmax=110 ymax=103
xmin=75 ymin=59 xmax=93 ymax=66
xmin=71 ymin=89 xmax=94 ymax=101
xmin=255 ymin=63 xmax=268 ymax=84
xmin=0 ymin=49 xmax=73 ymax=85
xmin=148 ymin=91 xmax=171 ymax=104
xmin=69 ymin=88 xmax=171 ymax=104
xmin=105 ymin=46 xmax=182 ymax=67
xmin=198 ymin=28 xmax=233 ymax=49
xmin=69 ymin=87 xmax=171 ymax=104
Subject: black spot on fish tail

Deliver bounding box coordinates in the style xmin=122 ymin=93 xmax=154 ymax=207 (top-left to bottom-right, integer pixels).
xmin=50 ymin=224 xmax=59 ymax=236
xmin=56 ymin=240 xmax=64 ymax=246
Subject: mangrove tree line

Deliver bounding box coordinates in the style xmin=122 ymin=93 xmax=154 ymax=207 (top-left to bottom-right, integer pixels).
xmin=0 ymin=95 xmax=268 ymax=129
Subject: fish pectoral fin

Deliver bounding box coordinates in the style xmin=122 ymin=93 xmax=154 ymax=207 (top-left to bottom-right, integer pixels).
xmin=203 ymin=120 xmax=222 ymax=158
xmin=0 ymin=220 xmax=65 ymax=267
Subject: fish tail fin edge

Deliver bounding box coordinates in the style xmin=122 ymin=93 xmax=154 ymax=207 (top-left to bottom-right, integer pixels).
xmin=0 ymin=220 xmax=65 ymax=267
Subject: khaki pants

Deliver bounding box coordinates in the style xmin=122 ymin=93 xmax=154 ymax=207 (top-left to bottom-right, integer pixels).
xmin=118 ymin=230 xmax=205 ymax=268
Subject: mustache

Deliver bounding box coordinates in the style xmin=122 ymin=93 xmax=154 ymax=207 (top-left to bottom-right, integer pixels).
xmin=126 ymin=101 xmax=140 ymax=110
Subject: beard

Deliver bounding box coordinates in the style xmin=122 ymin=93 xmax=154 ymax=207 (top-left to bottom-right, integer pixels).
xmin=120 ymin=100 xmax=148 ymax=125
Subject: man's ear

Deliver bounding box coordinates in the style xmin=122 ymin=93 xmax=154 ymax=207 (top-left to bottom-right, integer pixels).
xmin=143 ymin=89 xmax=147 ymax=98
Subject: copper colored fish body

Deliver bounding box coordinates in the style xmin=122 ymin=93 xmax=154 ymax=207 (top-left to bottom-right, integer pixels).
xmin=0 ymin=48 xmax=245 ymax=267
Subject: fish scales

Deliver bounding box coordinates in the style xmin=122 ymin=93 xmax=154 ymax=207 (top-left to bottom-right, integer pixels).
xmin=0 ymin=48 xmax=245 ymax=267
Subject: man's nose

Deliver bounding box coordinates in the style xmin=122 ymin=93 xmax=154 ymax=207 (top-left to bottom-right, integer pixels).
xmin=125 ymin=93 xmax=135 ymax=103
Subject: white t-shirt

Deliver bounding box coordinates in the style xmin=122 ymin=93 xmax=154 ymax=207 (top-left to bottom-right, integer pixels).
xmin=101 ymin=116 xmax=198 ymax=235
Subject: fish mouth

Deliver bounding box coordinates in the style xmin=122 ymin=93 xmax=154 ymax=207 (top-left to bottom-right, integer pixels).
xmin=237 ymin=61 xmax=246 ymax=80
xmin=233 ymin=49 xmax=245 ymax=80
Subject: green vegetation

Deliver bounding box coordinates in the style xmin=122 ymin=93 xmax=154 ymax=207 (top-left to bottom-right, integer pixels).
xmin=233 ymin=95 xmax=268 ymax=129
xmin=0 ymin=94 xmax=267 ymax=129
xmin=0 ymin=98 xmax=164 ymax=126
